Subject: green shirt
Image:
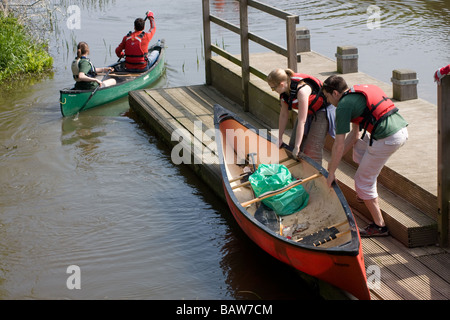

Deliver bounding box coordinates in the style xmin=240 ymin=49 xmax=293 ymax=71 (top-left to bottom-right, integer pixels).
xmin=74 ymin=58 xmax=98 ymax=90
xmin=336 ymin=93 xmax=408 ymax=140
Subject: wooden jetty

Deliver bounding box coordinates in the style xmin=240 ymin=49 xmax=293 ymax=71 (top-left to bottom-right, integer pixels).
xmin=128 ymin=79 xmax=450 ymax=300
xmin=128 ymin=0 xmax=449 ymax=300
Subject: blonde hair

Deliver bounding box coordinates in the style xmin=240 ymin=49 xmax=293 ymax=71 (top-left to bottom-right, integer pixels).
xmin=267 ymin=68 xmax=296 ymax=88
xmin=76 ymin=42 xmax=89 ymax=58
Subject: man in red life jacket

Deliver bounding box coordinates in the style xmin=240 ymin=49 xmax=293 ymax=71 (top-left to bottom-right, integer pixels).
xmin=115 ymin=11 xmax=156 ymax=72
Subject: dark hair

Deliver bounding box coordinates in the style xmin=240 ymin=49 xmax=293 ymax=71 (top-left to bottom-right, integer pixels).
xmin=323 ymin=75 xmax=349 ymax=94
xmin=76 ymin=42 xmax=89 ymax=58
xmin=134 ymin=18 xmax=145 ymax=31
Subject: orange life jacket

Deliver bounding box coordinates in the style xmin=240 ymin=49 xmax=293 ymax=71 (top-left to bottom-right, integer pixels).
xmin=124 ymin=31 xmax=147 ymax=69
xmin=343 ymin=84 xmax=399 ymax=145
xmin=280 ymin=73 xmax=326 ymax=116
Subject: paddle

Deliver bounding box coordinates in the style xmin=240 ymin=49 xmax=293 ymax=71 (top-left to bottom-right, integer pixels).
xmin=240 ymin=172 xmax=322 ymax=208
xmin=76 ymin=69 xmax=111 ymax=113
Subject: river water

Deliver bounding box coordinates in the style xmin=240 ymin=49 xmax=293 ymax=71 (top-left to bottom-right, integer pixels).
xmin=0 ymin=0 xmax=448 ymax=300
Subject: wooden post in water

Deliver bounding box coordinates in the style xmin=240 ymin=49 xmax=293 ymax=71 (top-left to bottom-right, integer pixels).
xmin=202 ymin=0 xmax=212 ymax=85
xmin=437 ymin=74 xmax=450 ymax=247
xmin=391 ymin=69 xmax=418 ymax=101
xmin=239 ymin=0 xmax=250 ymax=111
xmin=336 ymin=46 xmax=358 ymax=74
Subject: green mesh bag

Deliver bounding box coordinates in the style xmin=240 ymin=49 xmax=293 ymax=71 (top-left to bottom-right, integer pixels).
xmin=248 ymin=164 xmax=309 ymax=216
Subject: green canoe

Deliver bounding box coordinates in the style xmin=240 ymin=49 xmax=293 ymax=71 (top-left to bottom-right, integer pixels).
xmin=60 ymin=39 xmax=166 ymax=117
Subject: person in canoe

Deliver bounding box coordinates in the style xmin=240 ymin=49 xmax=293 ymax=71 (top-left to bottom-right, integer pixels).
xmin=115 ymin=11 xmax=156 ymax=72
xmin=71 ymin=42 xmax=116 ymax=90
xmin=267 ymin=68 xmax=336 ymax=165
xmin=322 ymin=75 xmax=408 ymax=237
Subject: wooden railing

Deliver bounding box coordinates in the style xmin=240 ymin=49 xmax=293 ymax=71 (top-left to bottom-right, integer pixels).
xmin=202 ymin=0 xmax=300 ymax=111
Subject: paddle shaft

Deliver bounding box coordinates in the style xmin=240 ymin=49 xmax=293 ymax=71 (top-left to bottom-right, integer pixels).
xmin=77 ymin=55 xmax=123 ymax=114
xmin=77 ymin=69 xmax=111 ymax=113
xmin=240 ymin=173 xmax=322 ymax=207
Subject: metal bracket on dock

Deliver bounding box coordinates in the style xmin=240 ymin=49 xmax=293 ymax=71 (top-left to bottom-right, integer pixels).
xmin=335 ymin=53 xmax=359 ymax=60
xmin=390 ymin=78 xmax=419 ymax=85
xmin=296 ymin=34 xmax=310 ymax=40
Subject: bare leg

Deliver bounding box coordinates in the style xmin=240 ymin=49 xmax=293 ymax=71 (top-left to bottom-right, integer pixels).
xmin=363 ymin=197 xmax=385 ymax=227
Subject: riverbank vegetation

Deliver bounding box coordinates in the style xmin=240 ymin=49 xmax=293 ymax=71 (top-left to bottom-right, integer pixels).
xmin=0 ymin=10 xmax=53 ymax=83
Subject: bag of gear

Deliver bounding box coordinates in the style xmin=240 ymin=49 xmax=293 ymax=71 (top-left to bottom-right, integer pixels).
xmin=248 ymin=164 xmax=309 ymax=216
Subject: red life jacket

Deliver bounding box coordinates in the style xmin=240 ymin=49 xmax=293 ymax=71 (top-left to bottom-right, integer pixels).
xmin=124 ymin=31 xmax=147 ymax=69
xmin=280 ymin=73 xmax=326 ymax=116
xmin=343 ymin=84 xmax=399 ymax=145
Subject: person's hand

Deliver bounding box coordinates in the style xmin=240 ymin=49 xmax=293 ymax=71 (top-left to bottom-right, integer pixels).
xmin=146 ymin=11 xmax=154 ymax=19
xmin=292 ymin=145 xmax=300 ymax=158
xmin=326 ymin=172 xmax=335 ymax=188
xmin=278 ymin=139 xmax=284 ymax=148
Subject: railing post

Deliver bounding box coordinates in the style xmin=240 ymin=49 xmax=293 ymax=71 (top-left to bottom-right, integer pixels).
xmin=286 ymin=15 xmax=298 ymax=72
xmin=240 ymin=0 xmax=250 ymax=111
xmin=437 ymin=74 xmax=450 ymax=247
xmin=202 ymin=0 xmax=212 ymax=85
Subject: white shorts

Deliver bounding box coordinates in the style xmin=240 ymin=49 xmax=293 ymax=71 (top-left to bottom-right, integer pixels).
xmin=353 ymin=127 xmax=408 ymax=200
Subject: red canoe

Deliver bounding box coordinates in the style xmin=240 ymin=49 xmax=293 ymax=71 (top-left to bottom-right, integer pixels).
xmin=214 ymin=104 xmax=370 ymax=300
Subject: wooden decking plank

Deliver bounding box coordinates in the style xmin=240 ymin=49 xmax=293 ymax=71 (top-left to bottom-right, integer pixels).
xmin=375 ymin=237 xmax=450 ymax=299
xmin=167 ymin=87 xmax=220 ymax=161
xmin=147 ymin=88 xmax=219 ymax=164
xmin=180 ymin=86 xmax=218 ymax=112
xmin=160 ymin=87 xmax=218 ymax=156
xmin=416 ymin=253 xmax=450 ymax=285
xmin=168 ymin=87 xmax=214 ymax=125
xmin=151 ymin=88 xmax=215 ymax=137
xmin=129 ymin=90 xmax=193 ymax=154
xmin=149 ymin=89 xmax=198 ymax=134
xmin=364 ymin=237 xmax=447 ymax=300
xmin=362 ymin=238 xmax=414 ymax=300
xmin=192 ymin=85 xmax=273 ymax=130
xmin=133 ymin=90 xmax=183 ymax=131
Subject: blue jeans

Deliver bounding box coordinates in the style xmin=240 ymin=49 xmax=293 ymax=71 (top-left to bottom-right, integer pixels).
xmin=126 ymin=63 xmax=150 ymax=73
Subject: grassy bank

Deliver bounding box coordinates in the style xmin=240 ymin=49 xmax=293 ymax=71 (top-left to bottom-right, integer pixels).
xmin=0 ymin=14 xmax=53 ymax=83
